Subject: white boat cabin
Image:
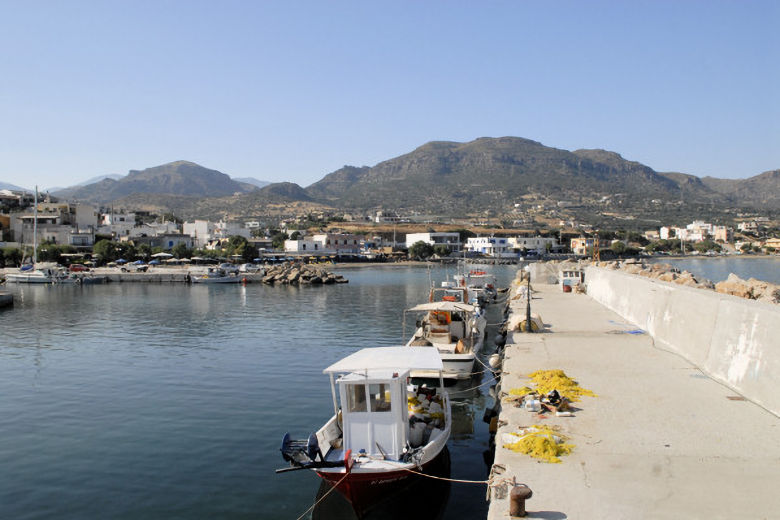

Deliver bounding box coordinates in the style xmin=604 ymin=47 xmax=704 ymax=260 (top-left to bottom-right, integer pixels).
xmin=338 ymin=369 xmax=409 ymax=460
xmin=560 ymin=269 xmax=584 ymax=290
xmin=323 ymin=347 xmax=445 ymax=462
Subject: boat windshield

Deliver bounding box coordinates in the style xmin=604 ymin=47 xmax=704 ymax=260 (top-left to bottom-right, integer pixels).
xmin=369 ymin=384 xmax=392 ymax=412
xmin=346 ymin=383 xmax=367 ymax=412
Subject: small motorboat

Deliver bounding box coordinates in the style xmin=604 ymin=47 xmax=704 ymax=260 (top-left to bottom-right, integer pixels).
xmin=189 ymin=268 xmax=241 ymax=284
xmin=403 ymin=301 xmax=487 ymax=379
xmin=277 ymin=347 xmax=451 ymax=517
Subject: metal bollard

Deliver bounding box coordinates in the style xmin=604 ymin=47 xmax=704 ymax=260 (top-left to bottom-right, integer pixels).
xmin=509 ymin=484 xmax=533 ymax=517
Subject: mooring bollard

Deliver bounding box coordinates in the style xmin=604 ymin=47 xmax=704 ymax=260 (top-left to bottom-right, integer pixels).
xmin=510 ymin=483 xmax=533 ymax=517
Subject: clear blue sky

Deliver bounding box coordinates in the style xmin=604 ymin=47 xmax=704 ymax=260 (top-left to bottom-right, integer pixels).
xmin=1 ymin=1 xmax=777 ymax=191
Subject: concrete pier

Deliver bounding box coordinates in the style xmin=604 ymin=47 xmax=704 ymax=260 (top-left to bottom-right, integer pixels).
xmin=488 ymin=282 xmax=780 ymax=519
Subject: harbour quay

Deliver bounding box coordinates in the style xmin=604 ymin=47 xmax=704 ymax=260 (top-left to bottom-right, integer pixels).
xmin=488 ymin=265 xmax=780 ymax=519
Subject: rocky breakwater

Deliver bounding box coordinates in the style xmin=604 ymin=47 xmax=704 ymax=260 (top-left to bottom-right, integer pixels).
xmin=595 ymin=261 xmax=780 ymax=304
xmin=261 ymin=264 xmax=348 ymax=286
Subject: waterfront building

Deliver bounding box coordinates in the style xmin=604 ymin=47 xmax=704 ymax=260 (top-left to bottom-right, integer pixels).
xmin=404 ymin=232 xmax=461 ymax=252
xmin=508 ymin=236 xmax=560 ymax=253
xmin=466 ymin=236 xmax=514 ymax=257
xmin=183 ymin=220 xmax=250 ymax=249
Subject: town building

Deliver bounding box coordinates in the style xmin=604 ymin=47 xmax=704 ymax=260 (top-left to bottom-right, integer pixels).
xmin=183 ymin=220 xmax=250 ymax=249
xmin=508 ymin=236 xmax=561 ymax=253
xmin=404 ymin=232 xmax=461 ymax=252
xmin=466 ymin=236 xmax=513 ymax=257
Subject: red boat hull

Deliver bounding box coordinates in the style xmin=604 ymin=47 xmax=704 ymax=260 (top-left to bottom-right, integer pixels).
xmin=316 ymin=447 xmax=450 ymax=517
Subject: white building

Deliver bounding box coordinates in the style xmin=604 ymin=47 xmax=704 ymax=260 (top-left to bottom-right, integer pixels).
xmin=405 ymin=232 xmax=461 ymax=252
xmin=508 ymin=236 xmax=560 ymax=253
xmin=183 ymin=220 xmax=251 ymax=249
xmin=284 ymin=233 xmax=362 ymax=254
xmin=466 ymin=236 xmax=513 ymax=257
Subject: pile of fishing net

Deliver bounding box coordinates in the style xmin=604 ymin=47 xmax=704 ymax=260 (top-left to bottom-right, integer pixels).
xmin=508 ymin=369 xmax=596 ymax=402
xmin=502 ymin=424 xmax=574 ymax=463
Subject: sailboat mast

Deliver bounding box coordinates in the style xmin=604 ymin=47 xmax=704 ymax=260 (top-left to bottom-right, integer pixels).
xmin=33 ymin=186 xmax=38 ymax=264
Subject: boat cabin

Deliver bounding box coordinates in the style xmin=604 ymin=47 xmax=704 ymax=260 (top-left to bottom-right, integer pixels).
xmin=337 ymin=369 xmax=409 ymax=460
xmin=560 ymin=269 xmax=584 ymax=292
xmin=322 ymin=347 xmax=445 ymax=462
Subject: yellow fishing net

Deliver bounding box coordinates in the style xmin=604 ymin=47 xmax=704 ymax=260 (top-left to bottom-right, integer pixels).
xmin=527 ymin=369 xmax=596 ymax=402
xmin=503 ymin=424 xmax=575 ymax=463
xmin=508 ymin=386 xmax=534 ymax=397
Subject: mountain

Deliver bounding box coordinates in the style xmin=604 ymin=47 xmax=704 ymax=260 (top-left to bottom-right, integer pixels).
xmin=77 ymin=174 xmax=124 ymax=186
xmin=110 ymin=182 xmax=321 ymax=220
xmin=52 ymin=161 xmax=256 ymax=203
xmin=702 ymin=169 xmax=780 ymax=209
xmin=305 ymin=137 xmax=707 ymax=212
xmin=0 ymin=182 xmax=29 ymax=192
xmin=233 ymin=177 xmax=271 ymax=189
xmin=29 ymin=139 xmax=778 ymax=220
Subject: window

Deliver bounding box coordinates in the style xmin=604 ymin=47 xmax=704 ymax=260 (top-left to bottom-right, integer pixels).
xmin=347 ymin=384 xmax=367 ymax=412
xmin=369 ymin=384 xmax=391 ymax=412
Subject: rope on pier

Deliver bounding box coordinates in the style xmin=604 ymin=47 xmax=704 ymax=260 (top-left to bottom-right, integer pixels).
xmin=294 ymin=469 xmax=351 ymax=520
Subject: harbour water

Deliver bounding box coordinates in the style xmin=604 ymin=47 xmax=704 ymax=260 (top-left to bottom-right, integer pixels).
xmin=646 ymin=256 xmax=780 ymax=284
xmin=0 ymin=264 xmax=513 ymax=520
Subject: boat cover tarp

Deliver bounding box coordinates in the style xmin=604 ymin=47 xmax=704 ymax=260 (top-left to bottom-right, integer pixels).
xmin=324 ymin=347 xmax=442 ymax=374
xmin=406 ymin=301 xmax=478 ymax=313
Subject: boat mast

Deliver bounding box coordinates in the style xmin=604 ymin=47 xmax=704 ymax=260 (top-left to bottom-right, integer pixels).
xmin=33 ymin=186 xmax=38 ymax=265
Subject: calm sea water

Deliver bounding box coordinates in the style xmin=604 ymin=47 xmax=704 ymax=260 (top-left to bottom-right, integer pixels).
xmin=0 ymin=264 xmax=513 ymax=520
xmin=646 ymin=256 xmax=780 ymax=284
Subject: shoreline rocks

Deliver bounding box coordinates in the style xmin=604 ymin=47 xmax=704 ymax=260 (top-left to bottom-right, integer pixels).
xmin=594 ymin=260 xmax=779 ymax=304
xmin=261 ymin=263 xmax=348 ymax=286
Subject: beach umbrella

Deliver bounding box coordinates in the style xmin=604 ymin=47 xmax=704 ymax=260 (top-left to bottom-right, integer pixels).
xmin=133 ymin=260 xmax=146 ymax=265
xmin=151 ymin=252 xmax=173 ymax=258
xmin=149 ymin=259 xmax=161 ymax=265
xmin=116 ymin=258 xmax=128 ymax=264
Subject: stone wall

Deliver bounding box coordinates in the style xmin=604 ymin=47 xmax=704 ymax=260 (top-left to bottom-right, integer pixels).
xmin=585 ymin=266 xmax=780 ymax=416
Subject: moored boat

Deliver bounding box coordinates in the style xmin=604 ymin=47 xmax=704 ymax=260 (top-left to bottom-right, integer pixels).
xmin=189 ymin=268 xmax=242 ymax=284
xmin=278 ymin=347 xmax=451 ymax=517
xmin=404 ymin=301 xmax=487 ymax=379
xmin=5 ymin=265 xmax=76 ymax=284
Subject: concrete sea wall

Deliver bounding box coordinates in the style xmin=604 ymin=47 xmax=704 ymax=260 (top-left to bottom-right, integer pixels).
xmin=585 ymin=266 xmax=780 ymax=416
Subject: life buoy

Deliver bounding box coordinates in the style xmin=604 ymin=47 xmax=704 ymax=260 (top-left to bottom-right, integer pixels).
xmin=431 ymin=311 xmax=451 ymax=324
xmin=442 ymin=295 xmax=457 ymax=302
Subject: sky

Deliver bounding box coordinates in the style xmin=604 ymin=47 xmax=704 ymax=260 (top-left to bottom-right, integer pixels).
xmin=0 ymin=1 xmax=778 ymax=191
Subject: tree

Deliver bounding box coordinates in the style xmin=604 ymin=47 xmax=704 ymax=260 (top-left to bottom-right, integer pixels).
xmin=433 ymin=245 xmax=451 ymax=257
xmin=93 ymin=239 xmax=118 ymax=263
xmin=1 ymin=247 xmax=22 ymax=267
xmin=408 ymin=241 xmax=434 ymax=259
xmin=136 ymin=243 xmax=152 ymax=259
xmin=271 ymin=232 xmax=289 ymax=250
xmin=171 ymin=243 xmax=192 ymax=259
xmin=226 ymin=235 xmax=255 ymax=262
xmin=610 ymin=241 xmax=627 ymax=255
xmin=289 ymin=230 xmax=301 ymax=240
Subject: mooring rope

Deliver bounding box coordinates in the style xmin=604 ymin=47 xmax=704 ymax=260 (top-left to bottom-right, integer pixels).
xmin=448 ymin=374 xmax=499 ymax=395
xmin=294 ymin=469 xmax=351 ymax=520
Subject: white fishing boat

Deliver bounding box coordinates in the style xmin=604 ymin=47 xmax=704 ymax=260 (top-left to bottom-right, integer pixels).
xmin=278 ymin=347 xmax=451 ymax=517
xmin=404 ymin=301 xmax=487 ymax=379
xmin=453 ymin=269 xmax=507 ymax=307
xmin=5 ymin=265 xmax=75 ymax=284
xmin=189 ymin=268 xmax=241 ymax=284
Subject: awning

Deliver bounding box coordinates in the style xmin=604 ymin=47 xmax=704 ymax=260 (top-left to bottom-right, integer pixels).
xmin=406 ymin=301 xmax=478 ymax=313
xmin=324 ymin=347 xmax=443 ymax=374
